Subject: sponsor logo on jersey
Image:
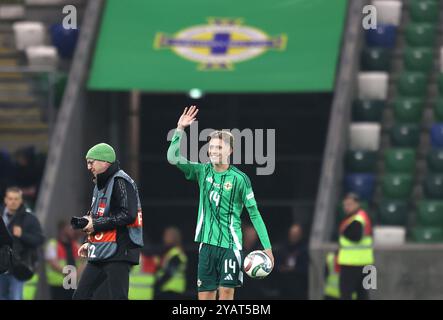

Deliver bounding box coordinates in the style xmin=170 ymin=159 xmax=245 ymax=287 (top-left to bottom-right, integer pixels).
xmin=197 ymin=279 xmax=202 ymax=287
xmin=206 ymin=177 xmax=221 ymax=188
xmin=246 ymin=192 xmax=255 ymax=200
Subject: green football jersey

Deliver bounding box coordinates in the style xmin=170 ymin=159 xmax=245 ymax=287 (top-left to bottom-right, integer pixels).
xmin=167 ymin=129 xmax=271 ymax=251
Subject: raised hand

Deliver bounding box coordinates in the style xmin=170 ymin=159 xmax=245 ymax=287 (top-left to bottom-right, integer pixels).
xmin=177 ymin=105 xmax=199 ymax=130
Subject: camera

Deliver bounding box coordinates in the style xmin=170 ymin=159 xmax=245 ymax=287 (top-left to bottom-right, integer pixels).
xmin=70 ymin=216 xmax=89 ymax=230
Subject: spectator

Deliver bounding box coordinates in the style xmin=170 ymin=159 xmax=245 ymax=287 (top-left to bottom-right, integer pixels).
xmin=276 ymin=223 xmax=309 ymax=299
xmin=0 ymin=187 xmax=44 ymax=300
xmin=45 ymin=220 xmax=83 ymax=300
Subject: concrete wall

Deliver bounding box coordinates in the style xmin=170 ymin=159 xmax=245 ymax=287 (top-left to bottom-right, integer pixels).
xmin=311 ymin=243 xmax=443 ymax=300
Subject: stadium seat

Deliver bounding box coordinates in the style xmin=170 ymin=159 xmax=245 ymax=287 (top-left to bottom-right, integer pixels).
xmin=427 ymin=149 xmax=443 ymax=173
xmin=12 ymin=21 xmax=45 ymax=50
xmin=50 ymin=23 xmax=80 ymax=59
xmin=378 ymin=200 xmax=409 ymax=226
xmin=430 ymin=124 xmax=443 ymax=148
xmin=373 ymin=1 xmax=402 ymax=26
xmin=405 ymin=23 xmax=436 ymax=47
xmin=344 ymin=173 xmax=376 ymax=201
xmin=345 ymin=150 xmax=377 ymax=173
xmin=366 ymin=24 xmax=397 ymax=48
xmin=349 ymin=123 xmax=381 ymax=151
xmin=423 ymin=174 xmax=443 ymax=199
xmin=373 ymin=226 xmax=406 ymax=245
xmin=26 ymin=46 xmax=59 ymax=68
xmin=409 ymin=0 xmax=439 ymax=23
xmin=382 ymin=174 xmax=414 ymax=200
xmin=404 ymin=47 xmax=433 ymax=72
xmin=352 ymin=100 xmax=385 ymax=122
xmin=433 ymin=98 xmax=443 ymax=122
xmin=390 ymin=123 xmax=420 ymax=147
xmin=412 ymin=226 xmax=443 ymax=243
xmin=417 ymin=200 xmax=443 ymax=226
xmin=384 ymin=148 xmax=416 ymax=173
xmin=0 ymin=4 xmax=25 ymax=20
xmin=361 ymin=47 xmax=391 ymax=71
xmin=393 ymin=97 xmax=424 ymax=123
xmin=397 ymin=72 xmax=428 ymax=97
xmin=358 ymin=72 xmax=389 ymax=100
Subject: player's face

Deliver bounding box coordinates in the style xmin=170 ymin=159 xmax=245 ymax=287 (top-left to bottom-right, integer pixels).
xmin=208 ymin=138 xmax=232 ymax=165
xmin=87 ymin=159 xmax=110 ymax=177
xmin=4 ymin=191 xmax=23 ymax=212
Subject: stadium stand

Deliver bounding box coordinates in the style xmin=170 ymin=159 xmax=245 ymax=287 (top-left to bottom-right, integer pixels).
xmin=311 ymin=0 xmax=443 ymax=300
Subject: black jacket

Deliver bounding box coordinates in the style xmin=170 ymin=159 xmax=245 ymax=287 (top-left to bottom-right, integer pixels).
xmin=91 ymin=161 xmax=140 ymax=265
xmin=0 ymin=217 xmax=12 ymax=246
xmin=1 ymin=204 xmax=45 ymax=264
xmin=341 ymin=210 xmax=364 ymax=242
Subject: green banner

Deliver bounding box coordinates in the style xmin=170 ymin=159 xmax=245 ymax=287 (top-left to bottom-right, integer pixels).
xmin=88 ymin=0 xmax=347 ymax=93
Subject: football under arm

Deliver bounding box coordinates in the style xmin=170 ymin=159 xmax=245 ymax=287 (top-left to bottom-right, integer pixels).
xmin=246 ymin=204 xmax=272 ymax=250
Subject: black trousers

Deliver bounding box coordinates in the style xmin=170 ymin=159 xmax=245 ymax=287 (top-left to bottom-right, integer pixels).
xmin=154 ymin=291 xmax=186 ymax=300
xmin=339 ymin=265 xmax=369 ymax=300
xmin=50 ymin=286 xmax=75 ymax=300
xmin=72 ymin=261 xmax=131 ymax=300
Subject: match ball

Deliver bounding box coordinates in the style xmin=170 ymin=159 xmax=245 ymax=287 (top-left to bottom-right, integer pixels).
xmin=243 ymin=250 xmax=273 ymax=279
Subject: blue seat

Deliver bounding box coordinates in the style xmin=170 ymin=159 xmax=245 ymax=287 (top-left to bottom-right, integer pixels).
xmin=366 ymin=24 xmax=397 ymax=48
xmin=430 ymin=124 xmax=443 ymax=148
xmin=344 ymin=173 xmax=376 ymax=201
xmin=50 ymin=23 xmax=79 ymax=59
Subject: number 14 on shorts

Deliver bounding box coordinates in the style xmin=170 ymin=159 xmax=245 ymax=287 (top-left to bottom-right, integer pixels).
xmin=225 ymin=259 xmax=236 ymax=273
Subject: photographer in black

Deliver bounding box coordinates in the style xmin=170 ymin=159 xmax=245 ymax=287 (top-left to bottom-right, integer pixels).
xmin=73 ymin=143 xmax=143 ymax=300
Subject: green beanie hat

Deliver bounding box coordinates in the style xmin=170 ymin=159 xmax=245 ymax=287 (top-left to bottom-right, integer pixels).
xmin=86 ymin=143 xmax=116 ymax=163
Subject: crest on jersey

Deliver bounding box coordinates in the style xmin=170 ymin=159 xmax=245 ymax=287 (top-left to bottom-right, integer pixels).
xmin=224 ymin=181 xmax=233 ymax=191
xmin=154 ymin=17 xmax=287 ymax=70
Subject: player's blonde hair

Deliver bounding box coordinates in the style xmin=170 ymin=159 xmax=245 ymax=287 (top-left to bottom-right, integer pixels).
xmin=208 ymin=130 xmax=234 ymax=150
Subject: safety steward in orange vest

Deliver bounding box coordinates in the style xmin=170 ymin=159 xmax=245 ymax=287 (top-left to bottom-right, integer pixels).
xmin=338 ymin=193 xmax=374 ymax=300
xmin=45 ymin=220 xmax=81 ymax=300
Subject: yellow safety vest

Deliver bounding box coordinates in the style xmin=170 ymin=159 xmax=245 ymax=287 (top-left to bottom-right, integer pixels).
xmin=23 ymin=274 xmax=38 ymax=300
xmin=338 ymin=210 xmax=374 ymax=266
xmin=157 ymin=246 xmax=187 ymax=294
xmin=129 ymin=264 xmax=155 ymax=300
xmin=45 ymin=239 xmax=80 ymax=286
xmin=324 ymin=253 xmax=340 ymax=298
xmin=324 ymin=253 xmax=357 ymax=300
